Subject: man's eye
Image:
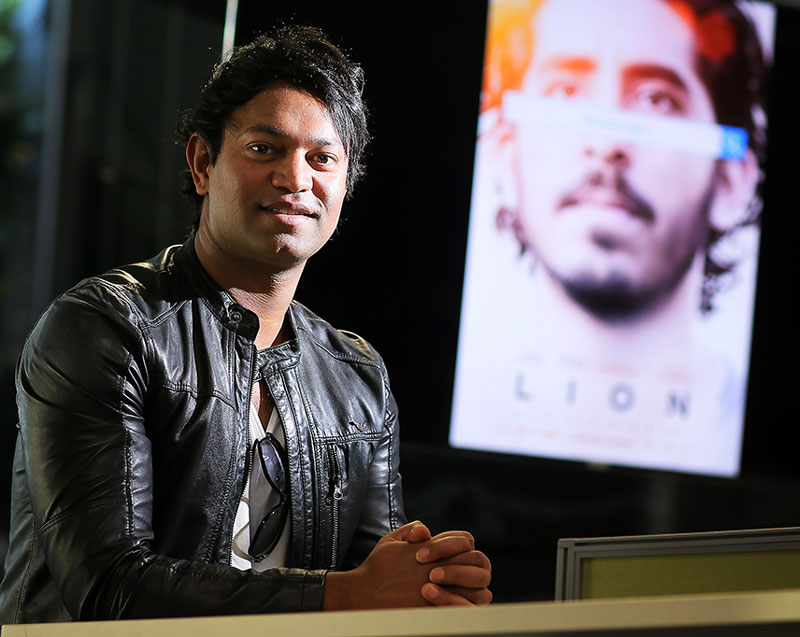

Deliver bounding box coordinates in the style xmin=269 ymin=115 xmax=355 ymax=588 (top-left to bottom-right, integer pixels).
xmin=543 ymin=81 xmax=582 ymax=99
xmin=248 ymin=143 xmax=273 ymax=154
xmin=628 ymin=86 xmax=685 ymax=115
xmin=314 ymin=153 xmax=335 ymax=166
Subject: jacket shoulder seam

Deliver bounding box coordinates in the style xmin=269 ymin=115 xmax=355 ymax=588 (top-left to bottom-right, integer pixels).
xmin=297 ymin=325 xmax=382 ymax=368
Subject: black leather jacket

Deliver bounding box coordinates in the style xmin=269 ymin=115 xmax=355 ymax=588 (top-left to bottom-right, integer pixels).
xmin=0 ymin=240 xmax=406 ymax=623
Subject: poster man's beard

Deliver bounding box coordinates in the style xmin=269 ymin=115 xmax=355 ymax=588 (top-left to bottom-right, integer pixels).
xmin=544 ymin=172 xmax=702 ymax=322
xmin=559 ymin=270 xmax=666 ymax=322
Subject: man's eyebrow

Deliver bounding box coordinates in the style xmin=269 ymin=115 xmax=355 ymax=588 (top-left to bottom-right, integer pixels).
xmin=623 ymin=64 xmax=689 ymax=92
xmin=239 ymin=124 xmax=342 ymax=148
xmin=537 ymin=56 xmax=596 ymax=74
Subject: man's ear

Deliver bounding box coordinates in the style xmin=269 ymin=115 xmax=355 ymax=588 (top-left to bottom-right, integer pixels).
xmin=492 ymin=121 xmax=522 ymax=214
xmin=708 ymin=148 xmax=759 ymax=233
xmin=186 ymin=133 xmax=212 ymax=197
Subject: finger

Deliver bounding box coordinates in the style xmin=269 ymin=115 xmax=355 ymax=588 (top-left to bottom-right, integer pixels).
xmin=437 ymin=549 xmax=492 ymax=572
xmin=406 ymin=522 xmax=433 ymax=544
xmin=429 ymin=564 xmax=492 ymax=589
xmin=428 ymin=530 xmax=475 ymax=547
xmin=387 ymin=520 xmax=430 ymax=543
xmin=420 ymin=583 xmax=474 ymax=607
xmin=440 ymin=585 xmax=493 ymax=606
xmin=415 ymin=533 xmax=475 ymax=563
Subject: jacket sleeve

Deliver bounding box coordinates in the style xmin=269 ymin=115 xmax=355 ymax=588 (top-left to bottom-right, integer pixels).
xmin=339 ymin=353 xmax=407 ymax=569
xmin=16 ymin=284 xmax=325 ymax=620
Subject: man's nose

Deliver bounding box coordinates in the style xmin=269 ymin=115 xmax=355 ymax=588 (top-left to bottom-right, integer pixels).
xmin=580 ymin=65 xmax=631 ymax=172
xmin=582 ymin=140 xmax=631 ymax=173
xmin=271 ymin=152 xmax=313 ymax=193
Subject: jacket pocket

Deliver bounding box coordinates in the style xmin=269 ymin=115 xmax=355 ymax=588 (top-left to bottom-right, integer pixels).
xmin=318 ymin=431 xmax=381 ymax=570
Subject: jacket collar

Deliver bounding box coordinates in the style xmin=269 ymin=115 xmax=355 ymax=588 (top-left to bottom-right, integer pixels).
xmin=172 ymin=237 xmax=304 ymax=369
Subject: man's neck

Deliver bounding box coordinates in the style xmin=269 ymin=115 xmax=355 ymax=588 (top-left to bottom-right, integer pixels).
xmin=194 ymin=233 xmax=303 ymax=350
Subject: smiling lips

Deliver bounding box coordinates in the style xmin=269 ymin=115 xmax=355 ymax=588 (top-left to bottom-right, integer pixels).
xmin=258 ymin=201 xmax=316 ymax=217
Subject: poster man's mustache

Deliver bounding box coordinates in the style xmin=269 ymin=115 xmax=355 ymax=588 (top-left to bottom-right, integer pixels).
xmin=558 ymin=172 xmax=656 ymax=223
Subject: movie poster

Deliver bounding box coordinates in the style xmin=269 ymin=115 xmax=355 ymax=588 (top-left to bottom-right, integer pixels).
xmin=450 ymin=0 xmax=775 ymax=476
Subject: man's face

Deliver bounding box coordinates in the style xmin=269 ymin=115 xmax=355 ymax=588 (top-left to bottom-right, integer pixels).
xmin=195 ymin=84 xmax=348 ymax=273
xmin=513 ymin=0 xmax=720 ymax=318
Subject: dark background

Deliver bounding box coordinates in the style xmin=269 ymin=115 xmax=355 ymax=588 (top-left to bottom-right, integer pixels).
xmin=1 ymin=0 xmax=800 ymax=604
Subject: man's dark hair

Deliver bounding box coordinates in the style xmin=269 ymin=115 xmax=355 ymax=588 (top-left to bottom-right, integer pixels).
xmin=671 ymin=0 xmax=767 ymax=311
xmin=178 ymin=24 xmax=369 ymax=228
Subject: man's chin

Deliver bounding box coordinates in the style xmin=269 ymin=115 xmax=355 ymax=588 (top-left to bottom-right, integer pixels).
xmin=559 ymin=277 xmax=656 ymax=323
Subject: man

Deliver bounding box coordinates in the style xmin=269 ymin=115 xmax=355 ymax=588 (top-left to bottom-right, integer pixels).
xmin=450 ymin=0 xmax=768 ymax=476
xmin=0 ymin=25 xmax=491 ymax=622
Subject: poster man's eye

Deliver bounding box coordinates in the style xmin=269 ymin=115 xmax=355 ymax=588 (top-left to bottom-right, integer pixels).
xmin=627 ymin=84 xmax=686 ymax=115
xmin=544 ymin=80 xmax=582 ymax=99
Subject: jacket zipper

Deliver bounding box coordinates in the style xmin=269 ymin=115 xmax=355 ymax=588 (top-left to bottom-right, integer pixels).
xmin=230 ymin=344 xmax=258 ymax=566
xmin=327 ymin=445 xmax=343 ymax=569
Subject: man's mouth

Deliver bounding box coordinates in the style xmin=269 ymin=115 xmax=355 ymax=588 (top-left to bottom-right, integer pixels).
xmin=557 ymin=177 xmax=655 ymax=224
xmin=258 ymin=202 xmax=315 ymax=217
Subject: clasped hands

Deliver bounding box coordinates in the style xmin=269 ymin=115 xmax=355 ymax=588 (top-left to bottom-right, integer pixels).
xmin=322 ymin=521 xmax=492 ymax=610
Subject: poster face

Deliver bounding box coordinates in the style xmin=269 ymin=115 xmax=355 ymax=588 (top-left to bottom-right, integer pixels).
xmin=450 ymin=0 xmax=775 ymax=476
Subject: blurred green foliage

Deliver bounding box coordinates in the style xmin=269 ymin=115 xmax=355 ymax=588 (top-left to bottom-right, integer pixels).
xmin=0 ymin=0 xmax=24 ymax=201
xmin=0 ymin=0 xmax=30 ymax=300
xmin=0 ymin=0 xmax=24 ymax=308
